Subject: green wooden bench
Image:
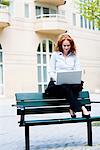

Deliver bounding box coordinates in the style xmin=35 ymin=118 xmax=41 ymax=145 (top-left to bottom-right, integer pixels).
xmin=15 ymin=91 xmax=100 ymax=150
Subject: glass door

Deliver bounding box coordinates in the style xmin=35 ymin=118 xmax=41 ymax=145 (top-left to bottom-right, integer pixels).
xmin=43 ymin=7 xmax=49 ymax=17
xmin=37 ymin=39 xmax=54 ymax=92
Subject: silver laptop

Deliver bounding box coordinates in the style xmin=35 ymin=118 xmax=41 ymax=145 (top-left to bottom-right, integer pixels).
xmin=57 ymin=70 xmax=82 ymax=85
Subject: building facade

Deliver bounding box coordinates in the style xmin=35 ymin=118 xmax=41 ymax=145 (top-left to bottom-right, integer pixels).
xmin=0 ymin=0 xmax=100 ymax=99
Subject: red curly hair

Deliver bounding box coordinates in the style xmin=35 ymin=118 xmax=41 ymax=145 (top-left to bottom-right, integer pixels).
xmin=55 ymin=33 xmax=76 ymax=54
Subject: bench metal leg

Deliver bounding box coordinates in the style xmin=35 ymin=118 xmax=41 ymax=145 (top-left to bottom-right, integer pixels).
xmin=25 ymin=125 xmax=30 ymax=150
xmin=87 ymin=120 xmax=92 ymax=146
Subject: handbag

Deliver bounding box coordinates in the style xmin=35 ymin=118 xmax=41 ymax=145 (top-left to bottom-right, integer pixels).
xmin=45 ymin=79 xmax=55 ymax=96
xmin=44 ymin=79 xmax=59 ymax=105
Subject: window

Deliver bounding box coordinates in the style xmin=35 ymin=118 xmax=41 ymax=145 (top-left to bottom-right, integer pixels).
xmin=51 ymin=9 xmax=56 ymax=14
xmin=88 ymin=21 xmax=91 ymax=29
xmin=80 ymin=15 xmax=83 ymax=28
xmin=92 ymin=21 xmax=95 ymax=30
xmin=43 ymin=7 xmax=49 ymax=17
xmin=43 ymin=7 xmax=49 ymax=14
xmin=49 ymin=40 xmax=53 ymax=53
xmin=0 ymin=44 xmax=4 ymax=95
xmin=84 ymin=18 xmax=87 ymax=28
xmin=42 ymin=40 xmax=46 ymax=52
xmin=35 ymin=6 xmax=57 ymax=18
xmin=37 ymin=40 xmax=54 ymax=92
xmin=80 ymin=14 xmax=97 ymax=30
xmin=24 ymin=3 xmax=29 ymax=18
xmin=73 ymin=13 xmax=76 ymax=26
xmin=36 ymin=6 xmax=41 ymax=18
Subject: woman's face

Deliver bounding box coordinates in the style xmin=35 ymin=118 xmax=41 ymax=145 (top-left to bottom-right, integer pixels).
xmin=62 ymin=39 xmax=71 ymax=55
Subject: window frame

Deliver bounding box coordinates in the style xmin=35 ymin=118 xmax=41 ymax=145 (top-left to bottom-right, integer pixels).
xmin=37 ymin=39 xmax=54 ymax=92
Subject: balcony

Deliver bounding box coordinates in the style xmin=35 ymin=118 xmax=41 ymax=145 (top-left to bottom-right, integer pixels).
xmin=34 ymin=14 xmax=67 ymax=35
xmin=0 ymin=4 xmax=10 ymax=29
xmin=35 ymin=0 xmax=65 ymax=6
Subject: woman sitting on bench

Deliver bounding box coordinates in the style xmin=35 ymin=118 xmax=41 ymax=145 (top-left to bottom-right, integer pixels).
xmin=46 ymin=33 xmax=90 ymax=118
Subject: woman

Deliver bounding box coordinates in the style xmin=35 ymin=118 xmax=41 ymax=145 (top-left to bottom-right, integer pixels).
xmin=46 ymin=33 xmax=90 ymax=118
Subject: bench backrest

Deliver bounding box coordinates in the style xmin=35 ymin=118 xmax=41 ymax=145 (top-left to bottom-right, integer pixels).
xmin=15 ymin=91 xmax=91 ymax=115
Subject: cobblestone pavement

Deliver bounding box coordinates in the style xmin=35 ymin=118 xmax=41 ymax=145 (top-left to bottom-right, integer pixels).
xmin=0 ymin=93 xmax=100 ymax=150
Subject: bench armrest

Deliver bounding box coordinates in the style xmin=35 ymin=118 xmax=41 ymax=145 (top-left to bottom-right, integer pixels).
xmin=91 ymin=101 xmax=100 ymax=103
xmin=12 ymin=104 xmax=25 ymax=126
xmin=12 ymin=104 xmax=26 ymax=109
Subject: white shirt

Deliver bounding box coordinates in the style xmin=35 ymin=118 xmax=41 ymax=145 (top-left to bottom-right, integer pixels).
xmin=49 ymin=51 xmax=81 ymax=81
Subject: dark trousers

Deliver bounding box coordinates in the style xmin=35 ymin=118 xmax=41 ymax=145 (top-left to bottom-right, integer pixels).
xmin=45 ymin=81 xmax=84 ymax=112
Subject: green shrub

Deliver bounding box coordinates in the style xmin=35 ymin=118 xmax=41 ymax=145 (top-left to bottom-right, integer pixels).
xmin=0 ymin=0 xmax=10 ymax=6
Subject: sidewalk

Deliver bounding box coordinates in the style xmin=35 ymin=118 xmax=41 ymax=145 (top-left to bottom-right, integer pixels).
xmin=0 ymin=93 xmax=100 ymax=150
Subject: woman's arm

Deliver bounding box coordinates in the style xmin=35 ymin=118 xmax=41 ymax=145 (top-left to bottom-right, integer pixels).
xmin=74 ymin=56 xmax=81 ymax=71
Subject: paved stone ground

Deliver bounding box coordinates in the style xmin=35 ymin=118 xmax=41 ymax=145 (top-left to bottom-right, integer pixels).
xmin=0 ymin=93 xmax=100 ymax=150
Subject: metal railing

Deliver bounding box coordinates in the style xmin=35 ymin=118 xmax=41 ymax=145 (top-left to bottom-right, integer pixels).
xmin=36 ymin=13 xmax=65 ymax=20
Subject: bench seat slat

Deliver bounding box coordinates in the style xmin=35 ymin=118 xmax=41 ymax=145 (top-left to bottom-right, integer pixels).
xmin=20 ymin=116 xmax=100 ymax=126
xmin=15 ymin=91 xmax=90 ymax=101
xmin=17 ymin=105 xmax=91 ymax=115
xmin=17 ymin=98 xmax=91 ymax=107
xmin=15 ymin=93 xmax=43 ymax=100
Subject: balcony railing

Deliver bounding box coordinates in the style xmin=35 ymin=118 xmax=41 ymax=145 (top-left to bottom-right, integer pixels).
xmin=0 ymin=4 xmax=10 ymax=28
xmin=36 ymin=13 xmax=65 ymax=19
xmin=34 ymin=13 xmax=67 ymax=34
